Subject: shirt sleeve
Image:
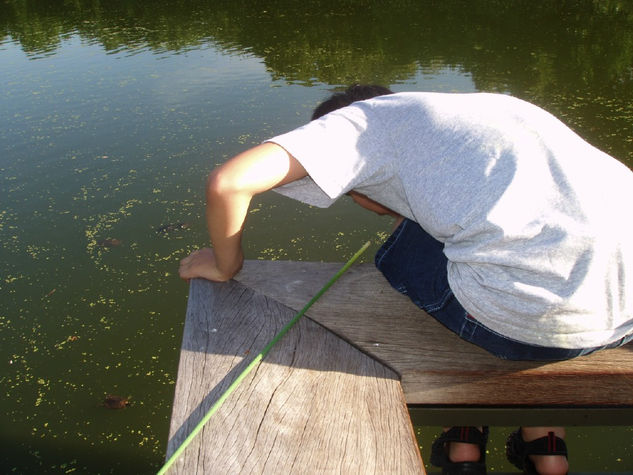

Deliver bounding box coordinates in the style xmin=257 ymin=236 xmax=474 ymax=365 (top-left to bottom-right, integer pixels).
xmin=266 ymin=103 xmax=392 ymax=208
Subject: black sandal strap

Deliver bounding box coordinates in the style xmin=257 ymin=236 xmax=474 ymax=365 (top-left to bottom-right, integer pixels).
xmin=523 ymin=431 xmax=567 ymax=457
xmin=434 ymin=426 xmax=489 ymax=448
xmin=506 ymin=428 xmax=568 ymax=474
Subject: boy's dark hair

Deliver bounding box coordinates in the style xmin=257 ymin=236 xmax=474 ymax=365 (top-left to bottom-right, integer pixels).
xmin=311 ymin=84 xmax=394 ymax=120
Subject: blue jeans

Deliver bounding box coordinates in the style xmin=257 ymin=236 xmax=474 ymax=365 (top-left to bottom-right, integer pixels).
xmin=375 ymin=219 xmax=633 ymax=361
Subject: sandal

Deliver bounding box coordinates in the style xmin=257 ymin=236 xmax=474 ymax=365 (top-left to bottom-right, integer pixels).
xmin=430 ymin=426 xmax=488 ymax=474
xmin=505 ymin=428 xmax=568 ymax=474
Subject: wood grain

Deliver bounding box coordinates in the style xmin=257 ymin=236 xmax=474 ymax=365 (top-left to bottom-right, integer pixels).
xmin=166 ymin=278 xmax=424 ymax=474
xmin=235 ymin=261 xmax=633 ymax=406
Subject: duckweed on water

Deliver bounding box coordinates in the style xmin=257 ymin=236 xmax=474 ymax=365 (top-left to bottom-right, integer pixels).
xmin=3 ymin=0 xmax=633 ymax=472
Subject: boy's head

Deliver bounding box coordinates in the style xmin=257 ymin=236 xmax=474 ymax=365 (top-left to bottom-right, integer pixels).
xmin=311 ymin=84 xmax=393 ymax=120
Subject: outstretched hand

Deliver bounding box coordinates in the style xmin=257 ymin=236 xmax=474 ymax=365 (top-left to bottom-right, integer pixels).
xmin=179 ymin=143 xmax=302 ymax=284
xmin=178 ymin=248 xmax=241 ymax=283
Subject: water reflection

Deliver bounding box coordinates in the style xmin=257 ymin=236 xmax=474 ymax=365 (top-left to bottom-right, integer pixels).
xmin=3 ymin=1 xmax=633 ymax=89
xmin=1 ymin=0 xmax=633 ymax=473
xmin=3 ymin=0 xmax=633 ymax=162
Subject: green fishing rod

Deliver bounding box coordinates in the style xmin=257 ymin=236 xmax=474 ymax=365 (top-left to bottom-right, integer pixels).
xmin=157 ymin=240 xmax=371 ymax=474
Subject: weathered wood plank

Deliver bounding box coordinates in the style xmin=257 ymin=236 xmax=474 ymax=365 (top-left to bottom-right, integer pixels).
xmin=166 ymin=278 xmax=424 ymax=474
xmin=235 ymin=260 xmax=633 ymax=406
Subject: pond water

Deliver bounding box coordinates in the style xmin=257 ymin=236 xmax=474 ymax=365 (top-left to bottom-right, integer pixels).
xmin=2 ymin=1 xmax=633 ymax=473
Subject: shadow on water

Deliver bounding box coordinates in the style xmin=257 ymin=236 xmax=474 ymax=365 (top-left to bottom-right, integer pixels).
xmin=0 ymin=432 xmax=158 ymax=475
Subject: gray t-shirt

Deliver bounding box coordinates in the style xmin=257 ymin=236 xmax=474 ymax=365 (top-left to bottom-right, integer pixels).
xmin=268 ymin=92 xmax=633 ymax=348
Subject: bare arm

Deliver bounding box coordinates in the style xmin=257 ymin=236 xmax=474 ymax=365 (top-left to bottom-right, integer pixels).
xmin=179 ymin=142 xmax=307 ymax=282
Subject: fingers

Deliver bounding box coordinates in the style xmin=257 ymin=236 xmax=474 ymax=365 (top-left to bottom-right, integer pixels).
xmin=178 ymin=249 xmax=203 ymax=281
xmin=179 ymin=248 xmax=202 ymax=265
xmin=178 ymin=248 xmax=219 ymax=281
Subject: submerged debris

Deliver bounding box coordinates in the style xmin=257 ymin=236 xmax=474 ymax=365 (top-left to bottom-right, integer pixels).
xmin=102 ymin=395 xmax=131 ymax=409
xmin=155 ymin=222 xmax=190 ymax=234
xmin=97 ymin=238 xmax=123 ymax=248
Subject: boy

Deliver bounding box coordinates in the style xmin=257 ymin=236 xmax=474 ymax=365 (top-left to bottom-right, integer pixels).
xmin=179 ymin=85 xmax=633 ymax=474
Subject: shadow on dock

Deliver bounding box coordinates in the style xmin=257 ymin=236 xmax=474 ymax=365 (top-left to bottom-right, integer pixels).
xmin=165 ymin=260 xmax=633 ymax=474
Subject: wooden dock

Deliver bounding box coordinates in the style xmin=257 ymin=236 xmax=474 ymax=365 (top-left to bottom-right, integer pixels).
xmin=166 ymin=260 xmax=633 ymax=474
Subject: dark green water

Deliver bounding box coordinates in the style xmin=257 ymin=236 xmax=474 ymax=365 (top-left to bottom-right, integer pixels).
xmin=1 ymin=1 xmax=632 ymax=473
